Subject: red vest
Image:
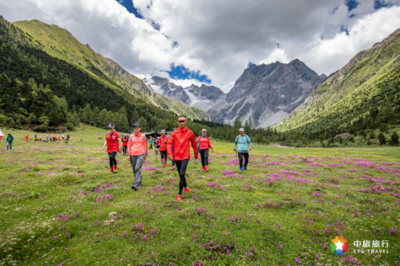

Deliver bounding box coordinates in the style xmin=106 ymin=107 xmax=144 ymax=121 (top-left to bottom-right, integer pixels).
xmin=106 ymin=131 xmax=120 ymax=153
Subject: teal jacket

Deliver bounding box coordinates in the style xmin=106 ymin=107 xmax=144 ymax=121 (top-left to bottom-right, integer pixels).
xmin=6 ymin=135 xmax=14 ymax=143
xmin=235 ymin=134 xmax=251 ymax=153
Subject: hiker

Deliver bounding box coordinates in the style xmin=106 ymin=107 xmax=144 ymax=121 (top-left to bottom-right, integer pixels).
xmin=6 ymin=133 xmax=14 ymax=150
xmin=197 ymin=129 xmax=214 ymax=171
xmin=155 ymin=129 xmax=169 ymax=168
xmin=127 ymin=122 xmax=147 ymax=190
xmin=149 ymin=137 xmax=153 ymax=150
xmin=234 ymin=128 xmax=252 ymax=171
xmin=25 ymin=134 xmax=29 ymax=141
xmin=34 ymin=134 xmax=38 ymax=141
xmin=121 ymin=134 xmax=129 ymax=155
xmin=62 ymin=134 xmax=65 ymax=141
xmin=102 ymin=123 xmax=121 ymax=173
xmin=49 ymin=134 xmax=52 ymax=141
xmin=66 ymin=134 xmax=70 ymax=141
xmin=167 ymin=116 xmax=198 ymax=202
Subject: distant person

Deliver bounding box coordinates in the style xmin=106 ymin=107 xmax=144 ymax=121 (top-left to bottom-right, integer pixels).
xmin=127 ymin=122 xmax=147 ymax=190
xmin=121 ymin=134 xmax=129 ymax=155
xmin=25 ymin=134 xmax=29 ymax=141
xmin=45 ymin=135 xmax=49 ymax=142
xmin=102 ymin=123 xmax=121 ymax=173
xmin=66 ymin=134 xmax=70 ymax=141
xmin=197 ymin=129 xmax=214 ymax=171
xmin=6 ymin=133 xmax=14 ymax=150
xmin=234 ymin=128 xmax=252 ymax=171
xmin=62 ymin=134 xmax=65 ymax=141
xmin=149 ymin=137 xmax=153 ymax=150
xmin=34 ymin=134 xmax=38 ymax=141
xmin=156 ymin=129 xmax=169 ymax=168
xmin=167 ymin=116 xmax=198 ymax=202
xmin=49 ymin=134 xmax=52 ymax=141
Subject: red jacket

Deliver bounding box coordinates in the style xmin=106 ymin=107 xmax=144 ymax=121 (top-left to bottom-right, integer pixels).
xmin=155 ymin=135 xmax=169 ymax=151
xmin=167 ymin=127 xmax=198 ymax=161
xmin=198 ymin=135 xmax=213 ymax=150
xmin=122 ymin=136 xmax=129 ymax=147
xmin=106 ymin=131 xmax=120 ymax=153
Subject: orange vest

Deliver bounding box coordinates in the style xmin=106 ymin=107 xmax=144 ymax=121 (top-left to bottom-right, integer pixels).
xmin=127 ymin=133 xmax=147 ymax=156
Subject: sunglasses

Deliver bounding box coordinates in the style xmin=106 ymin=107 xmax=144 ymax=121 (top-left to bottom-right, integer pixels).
xmin=178 ymin=120 xmax=186 ymax=123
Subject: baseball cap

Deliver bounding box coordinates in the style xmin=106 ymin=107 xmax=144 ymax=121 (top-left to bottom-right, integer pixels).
xmin=202 ymin=129 xmax=207 ymax=132
xmin=107 ymin=123 xmax=114 ymax=128
xmin=161 ymin=129 xmax=166 ymax=133
xmin=239 ymin=128 xmax=244 ymax=132
xmin=133 ymin=122 xmax=141 ymax=128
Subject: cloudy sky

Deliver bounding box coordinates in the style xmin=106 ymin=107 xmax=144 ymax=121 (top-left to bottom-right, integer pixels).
xmin=1 ymin=0 xmax=400 ymax=92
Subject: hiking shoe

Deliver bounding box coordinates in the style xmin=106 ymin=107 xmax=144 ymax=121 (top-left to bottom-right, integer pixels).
xmin=184 ymin=187 xmax=190 ymax=194
xmin=139 ymin=180 xmax=142 ymax=186
xmin=244 ymin=164 xmax=247 ymax=170
xmin=114 ymin=165 xmax=117 ymax=171
xmin=205 ymin=165 xmax=209 ymax=171
xmin=161 ymin=164 xmax=165 ymax=168
xmin=176 ymin=195 xmax=182 ymax=202
xmin=110 ymin=168 xmax=113 ymax=174
xmin=240 ymin=167 xmax=244 ymax=171
xmin=131 ymin=184 xmax=138 ymax=190
xmin=171 ymin=166 xmax=175 ymax=171
xmin=202 ymin=166 xmax=205 ymax=171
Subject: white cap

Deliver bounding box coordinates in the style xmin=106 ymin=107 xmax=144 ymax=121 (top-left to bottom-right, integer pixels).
xmin=202 ymin=128 xmax=207 ymax=132
xmin=161 ymin=129 xmax=166 ymax=133
xmin=239 ymin=128 xmax=244 ymax=132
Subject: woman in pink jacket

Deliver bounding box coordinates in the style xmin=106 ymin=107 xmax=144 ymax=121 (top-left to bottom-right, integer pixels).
xmin=127 ymin=122 xmax=148 ymax=190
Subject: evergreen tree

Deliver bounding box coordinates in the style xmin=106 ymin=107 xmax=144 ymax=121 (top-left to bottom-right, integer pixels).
xmin=244 ymin=120 xmax=251 ymax=134
xmin=138 ymin=117 xmax=147 ymax=131
xmin=81 ymin=104 xmax=92 ymax=123
xmin=131 ymin=110 xmax=139 ymax=125
xmin=378 ymin=132 xmax=386 ymax=145
xmin=92 ymin=106 xmax=100 ymax=126
xmin=390 ymin=131 xmax=399 ymax=146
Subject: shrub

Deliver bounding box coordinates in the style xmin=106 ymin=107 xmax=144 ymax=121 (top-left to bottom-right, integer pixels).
xmin=379 ymin=123 xmax=388 ymax=133
xmin=66 ymin=122 xmax=75 ymax=131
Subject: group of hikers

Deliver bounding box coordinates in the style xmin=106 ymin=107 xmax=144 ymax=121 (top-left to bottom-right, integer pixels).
xmin=103 ymin=116 xmax=252 ymax=202
xmin=24 ymin=133 xmax=70 ymax=142
xmin=3 ymin=132 xmax=71 ymax=150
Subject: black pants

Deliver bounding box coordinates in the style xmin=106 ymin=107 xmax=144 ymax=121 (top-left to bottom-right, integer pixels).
xmin=149 ymin=144 xmax=153 ymax=150
xmin=175 ymin=159 xmax=189 ymax=195
xmin=160 ymin=150 xmax=167 ymax=160
xmin=200 ymin=149 xmax=209 ymax=167
xmin=108 ymin=152 xmax=117 ymax=168
xmin=122 ymin=146 xmax=127 ymax=155
xmin=238 ymin=152 xmax=249 ymax=168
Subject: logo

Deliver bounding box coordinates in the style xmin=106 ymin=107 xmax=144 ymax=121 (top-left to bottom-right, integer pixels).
xmin=330 ymin=236 xmax=349 ymax=255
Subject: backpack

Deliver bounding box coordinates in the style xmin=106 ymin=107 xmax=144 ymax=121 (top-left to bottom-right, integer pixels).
xmin=236 ymin=134 xmax=249 ymax=143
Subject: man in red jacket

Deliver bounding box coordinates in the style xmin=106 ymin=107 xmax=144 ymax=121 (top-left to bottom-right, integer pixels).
xmin=155 ymin=129 xmax=168 ymax=167
xmin=102 ymin=123 xmax=121 ymax=173
xmin=167 ymin=116 xmax=198 ymax=202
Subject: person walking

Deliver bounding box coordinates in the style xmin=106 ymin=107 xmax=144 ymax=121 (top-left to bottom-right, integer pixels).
xmin=62 ymin=134 xmax=65 ymax=141
xmin=25 ymin=134 xmax=29 ymax=141
xmin=197 ymin=129 xmax=214 ymax=171
xmin=155 ymin=129 xmax=169 ymax=168
xmin=167 ymin=116 xmax=198 ymax=202
xmin=127 ymin=122 xmax=147 ymax=190
xmin=121 ymin=134 xmax=129 ymax=155
xmin=234 ymin=128 xmax=252 ymax=171
xmin=102 ymin=123 xmax=121 ymax=173
xmin=6 ymin=133 xmax=14 ymax=150
xmin=149 ymin=137 xmax=153 ymax=150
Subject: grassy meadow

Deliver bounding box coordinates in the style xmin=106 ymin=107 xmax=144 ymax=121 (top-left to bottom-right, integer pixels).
xmin=1 ymin=125 xmax=399 ymax=266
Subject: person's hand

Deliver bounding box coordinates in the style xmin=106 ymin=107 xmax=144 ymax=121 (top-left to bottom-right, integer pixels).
xmin=212 ymin=150 xmax=215 ymax=153
xmin=127 ymin=156 xmax=130 ymax=161
xmin=144 ymin=156 xmax=147 ymax=161
xmin=234 ymin=148 xmax=237 ymax=152
xmin=102 ymin=146 xmax=106 ymax=150
xmin=249 ymin=147 xmax=252 ymax=151
xmin=169 ymin=156 xmax=173 ymax=160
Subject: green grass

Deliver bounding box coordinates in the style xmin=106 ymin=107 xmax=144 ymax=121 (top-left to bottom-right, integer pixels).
xmin=1 ymin=125 xmax=399 ymax=265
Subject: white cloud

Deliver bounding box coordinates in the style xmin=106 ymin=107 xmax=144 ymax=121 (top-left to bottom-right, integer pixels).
xmin=1 ymin=0 xmax=400 ymax=93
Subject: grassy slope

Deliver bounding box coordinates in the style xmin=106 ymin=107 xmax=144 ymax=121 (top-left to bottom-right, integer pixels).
xmin=275 ymin=29 xmax=400 ymax=132
xmin=1 ymin=126 xmax=399 ymax=265
xmin=13 ymin=20 xmax=210 ymax=121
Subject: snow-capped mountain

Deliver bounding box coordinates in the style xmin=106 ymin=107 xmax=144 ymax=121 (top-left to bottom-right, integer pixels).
xmin=143 ymin=59 xmax=326 ymax=127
